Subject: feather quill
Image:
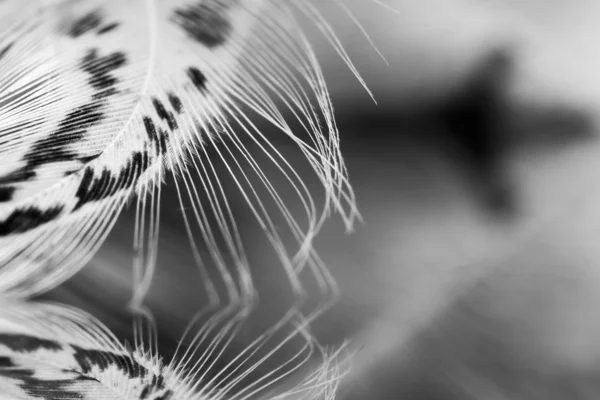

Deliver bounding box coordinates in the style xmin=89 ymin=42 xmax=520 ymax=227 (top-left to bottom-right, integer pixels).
xmin=0 ymin=0 xmax=360 ymax=300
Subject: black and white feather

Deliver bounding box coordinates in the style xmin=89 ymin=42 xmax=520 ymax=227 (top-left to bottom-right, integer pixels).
xmin=0 ymin=0 xmax=364 ymax=398
xmin=0 ymin=0 xmax=360 ymax=301
xmin=0 ymin=299 xmax=343 ymax=399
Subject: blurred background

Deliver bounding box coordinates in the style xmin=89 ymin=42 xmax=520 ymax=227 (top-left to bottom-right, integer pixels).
xmin=42 ymin=1 xmax=600 ymax=399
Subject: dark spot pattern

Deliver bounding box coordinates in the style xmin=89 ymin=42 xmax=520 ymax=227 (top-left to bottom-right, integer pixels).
xmin=0 ymin=367 xmax=89 ymax=400
xmin=0 ymin=334 xmax=62 ymax=352
xmin=0 ymin=42 xmax=13 ymax=60
xmin=173 ymin=0 xmax=234 ymax=48
xmin=0 ymin=49 xmax=126 ymax=203
xmin=73 ymin=150 xmax=150 ymax=211
xmin=168 ymin=93 xmax=183 ymax=114
xmin=143 ymin=117 xmax=169 ymax=156
xmin=67 ymin=11 xmax=103 ymax=38
xmin=0 ymin=167 xmax=36 ymax=187
xmin=81 ymin=49 xmax=127 ymax=91
xmin=139 ymin=375 xmax=172 ymax=400
xmin=0 ymin=333 xmax=172 ymax=399
xmin=26 ymin=103 xmax=105 ymax=163
xmin=0 ymin=186 xmax=15 ymax=202
xmin=152 ymin=98 xmax=178 ymax=131
xmin=153 ymin=391 xmax=175 ymax=400
xmin=97 ymin=22 xmax=120 ymax=35
xmin=144 ymin=94 xmax=184 ymax=157
xmin=187 ymin=67 xmax=207 ymax=92
xmin=93 ymin=87 xmax=118 ymax=100
xmin=0 ymin=206 xmax=64 ymax=236
xmin=0 ymin=357 xmax=15 ymax=368
xmin=69 ymin=346 xmax=171 ymax=399
xmin=71 ymin=346 xmax=146 ymax=378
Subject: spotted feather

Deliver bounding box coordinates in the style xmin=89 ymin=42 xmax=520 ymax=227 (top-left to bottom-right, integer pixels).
xmin=0 ymin=0 xmax=361 ymax=299
xmin=0 ymin=299 xmax=343 ymax=399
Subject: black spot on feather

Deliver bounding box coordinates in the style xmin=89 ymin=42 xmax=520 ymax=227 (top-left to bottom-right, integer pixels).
xmin=81 ymin=49 xmax=127 ymax=90
xmin=168 ymin=93 xmax=183 ymax=114
xmin=173 ymin=0 xmax=233 ymax=48
xmin=73 ymin=151 xmax=150 ymax=211
xmin=188 ymin=67 xmax=207 ymax=92
xmin=31 ymin=103 xmax=104 ymax=159
xmin=0 ymin=42 xmax=13 ymax=60
xmin=71 ymin=346 xmax=145 ymax=378
xmin=0 ymin=206 xmax=64 ymax=236
xmin=144 ymin=117 xmax=169 ymax=155
xmin=67 ymin=10 xmax=103 ymax=38
xmin=74 ymin=167 xmax=115 ymax=211
xmin=0 ymin=170 xmax=36 ymax=185
xmin=0 ymin=334 xmax=62 ymax=352
xmin=0 ymin=367 xmax=35 ymax=380
xmin=154 ymin=391 xmax=174 ymax=400
xmin=153 ymin=98 xmax=178 ymax=131
xmin=97 ymin=22 xmax=120 ymax=35
xmin=93 ymin=87 xmax=118 ymax=100
xmin=77 ymin=154 xmax=101 ymax=164
xmin=144 ymin=116 xmax=159 ymax=143
xmin=0 ymin=49 xmax=126 ymax=192
xmin=5 ymin=102 xmax=105 ymax=183
xmin=0 ymin=186 xmax=16 ymax=202
xmin=70 ymin=346 xmax=170 ymax=396
xmin=0 ymin=366 xmax=91 ymax=399
xmin=0 ymin=357 xmax=15 ymax=368
xmin=144 ymin=374 xmax=168 ymax=398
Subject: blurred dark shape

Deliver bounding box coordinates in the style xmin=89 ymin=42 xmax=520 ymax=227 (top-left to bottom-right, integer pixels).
xmin=511 ymin=104 xmax=594 ymax=149
xmin=341 ymin=47 xmax=594 ymax=218
xmin=437 ymin=47 xmax=515 ymax=216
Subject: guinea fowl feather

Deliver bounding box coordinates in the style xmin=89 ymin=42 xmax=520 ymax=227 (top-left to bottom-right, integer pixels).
xmin=0 ymin=0 xmax=365 ymax=398
xmin=0 ymin=299 xmax=344 ymax=399
xmin=0 ymin=0 xmax=360 ymax=300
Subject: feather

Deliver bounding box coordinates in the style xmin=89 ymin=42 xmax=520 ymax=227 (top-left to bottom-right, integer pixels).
xmin=0 ymin=299 xmax=344 ymax=399
xmin=0 ymin=0 xmax=362 ymax=300
xmin=0 ymin=2 xmax=366 ymax=397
